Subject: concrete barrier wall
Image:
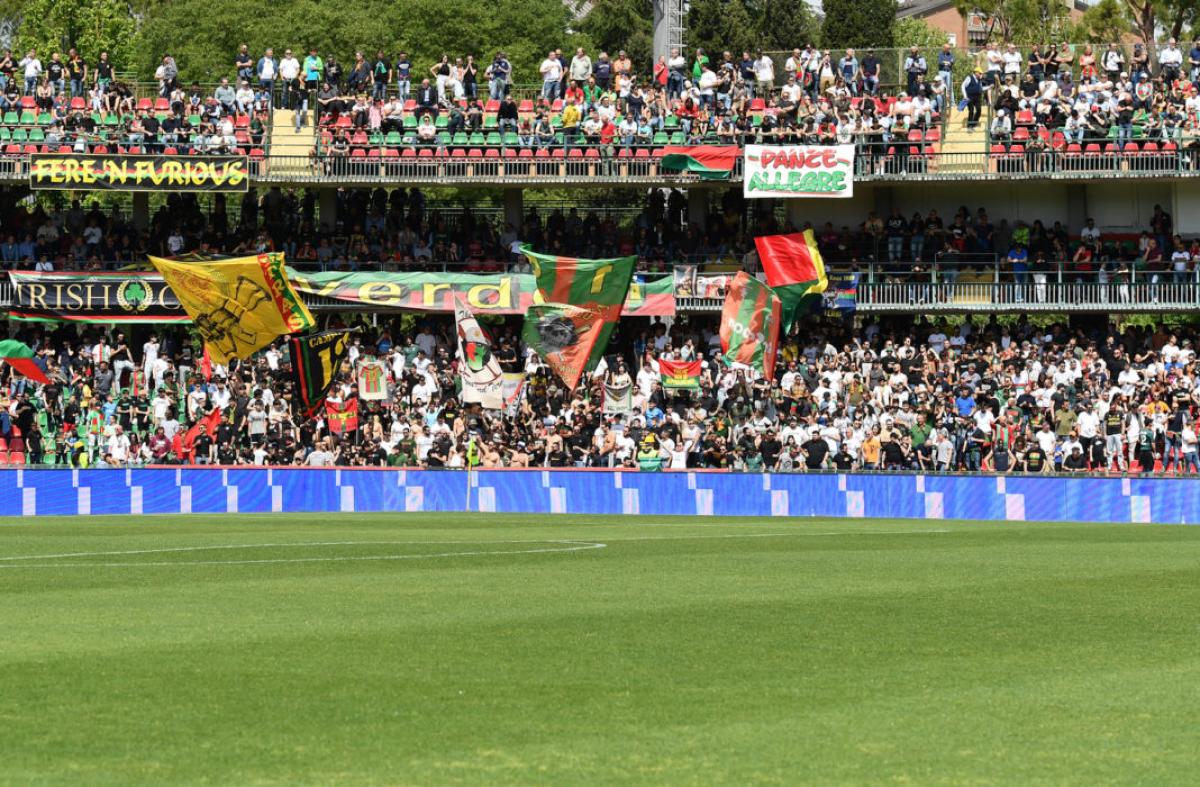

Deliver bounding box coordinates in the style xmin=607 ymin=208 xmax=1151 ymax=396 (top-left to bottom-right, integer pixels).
xmin=0 ymin=468 xmax=1196 ymax=524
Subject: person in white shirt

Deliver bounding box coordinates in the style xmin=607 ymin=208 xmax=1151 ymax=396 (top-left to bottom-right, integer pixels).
xmin=107 ymin=426 xmax=132 ymax=464
xmin=1160 ymin=38 xmax=1184 ymax=82
xmin=539 ymin=52 xmax=562 ymax=100
xmin=755 ymin=53 xmax=775 ymax=95
xmin=19 ymin=50 xmax=42 ymax=94
xmin=1181 ymin=422 xmax=1199 ymax=473
xmin=1002 ymin=44 xmax=1022 ymax=77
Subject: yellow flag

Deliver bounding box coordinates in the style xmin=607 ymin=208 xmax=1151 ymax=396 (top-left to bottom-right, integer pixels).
xmin=149 ymin=253 xmax=315 ymax=364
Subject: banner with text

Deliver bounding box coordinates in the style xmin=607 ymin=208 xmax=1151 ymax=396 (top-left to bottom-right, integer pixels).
xmin=8 ymin=271 xmax=187 ymax=322
xmin=29 ymin=154 xmax=250 ymax=192
xmin=289 ymin=271 xmax=675 ymax=316
xmin=7 ymin=270 xmax=675 ymax=323
xmin=742 ymin=145 xmax=855 ymax=199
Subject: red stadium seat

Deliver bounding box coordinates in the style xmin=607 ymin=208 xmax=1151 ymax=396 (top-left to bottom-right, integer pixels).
xmin=8 ymin=452 xmax=24 ymax=466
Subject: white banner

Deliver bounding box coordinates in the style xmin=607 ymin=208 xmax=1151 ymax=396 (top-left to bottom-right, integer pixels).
xmin=743 ymin=144 xmax=855 ymax=199
xmin=454 ymin=295 xmax=504 ymax=409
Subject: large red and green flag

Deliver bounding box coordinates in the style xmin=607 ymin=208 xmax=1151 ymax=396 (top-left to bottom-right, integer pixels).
xmin=182 ymin=407 xmax=223 ymax=461
xmin=521 ymin=245 xmax=636 ymax=371
xmin=658 ymin=359 xmax=702 ymax=392
xmin=660 ymin=146 xmax=740 ymax=181
xmin=755 ymin=229 xmax=828 ymax=330
xmin=521 ymin=303 xmax=607 ymax=391
xmin=289 ymin=329 xmax=355 ymax=416
xmin=0 ymin=339 xmax=50 ymax=384
xmin=720 ymin=272 xmax=782 ymax=380
xmin=325 ymin=398 xmax=360 ymax=434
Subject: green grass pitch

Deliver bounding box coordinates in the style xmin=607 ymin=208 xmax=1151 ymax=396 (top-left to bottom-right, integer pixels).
xmin=2 ymin=513 xmax=1199 ymax=785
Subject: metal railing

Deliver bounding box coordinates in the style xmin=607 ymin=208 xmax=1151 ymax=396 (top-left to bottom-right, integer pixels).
xmin=5 ymin=144 xmax=1200 ymax=184
xmin=853 ymin=260 xmax=1200 ymax=312
xmin=858 ymin=280 xmax=1200 ymax=312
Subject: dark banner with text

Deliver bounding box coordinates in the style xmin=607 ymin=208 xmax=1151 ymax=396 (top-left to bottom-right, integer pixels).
xmin=28 ymin=154 xmax=250 ymax=192
xmin=8 ymin=271 xmax=188 ymax=322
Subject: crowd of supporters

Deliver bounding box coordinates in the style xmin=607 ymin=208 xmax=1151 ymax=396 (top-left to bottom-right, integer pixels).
xmin=2 ymin=315 xmax=1199 ymax=475
xmin=1 ymin=189 xmax=1196 ymax=285
xmin=974 ymin=39 xmax=1200 ymax=158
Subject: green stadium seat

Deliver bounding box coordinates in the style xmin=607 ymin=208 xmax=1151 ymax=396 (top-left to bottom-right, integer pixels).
xmin=652 ymin=132 xmax=668 ymax=145
xmin=385 ymin=131 xmax=403 ymax=146
xmin=468 ymin=132 xmax=486 ymax=146
xmin=669 ymin=132 xmax=685 ymax=144
xmin=483 ymin=115 xmax=498 ymax=129
xmin=484 ymin=132 xmax=501 ymax=146
xmin=19 ymin=111 xmax=35 ymax=125
xmin=2 ymin=111 xmax=17 ymax=125
xmin=452 ymin=132 xmax=468 ymax=145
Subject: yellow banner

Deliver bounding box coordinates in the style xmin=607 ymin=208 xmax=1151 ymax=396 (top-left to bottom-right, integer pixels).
xmin=149 ymin=253 xmax=314 ymax=363
xmin=30 ymin=154 xmax=249 ymax=192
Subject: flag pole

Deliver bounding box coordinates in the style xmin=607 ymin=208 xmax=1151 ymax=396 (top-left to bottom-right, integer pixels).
xmin=465 ymin=434 xmax=475 ymax=512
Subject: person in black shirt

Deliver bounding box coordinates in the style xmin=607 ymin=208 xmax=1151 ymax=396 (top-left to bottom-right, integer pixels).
xmin=1022 ymin=444 xmax=1047 ymax=473
xmin=832 ymin=446 xmax=855 ymax=470
xmin=802 ymin=436 xmax=829 ymax=469
xmin=759 ymin=430 xmax=782 ymax=467
xmin=1063 ymin=445 xmax=1087 ymax=472
xmin=193 ymin=428 xmax=214 ymax=465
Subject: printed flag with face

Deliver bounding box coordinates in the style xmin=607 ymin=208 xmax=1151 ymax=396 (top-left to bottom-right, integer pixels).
xmin=521 ymin=245 xmax=635 ymax=372
xmin=521 ymin=303 xmax=607 ymax=391
xmin=720 ymin=272 xmax=782 ymax=380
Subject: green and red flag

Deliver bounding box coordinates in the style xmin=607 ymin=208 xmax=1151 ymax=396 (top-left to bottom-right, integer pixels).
xmin=181 ymin=407 xmax=223 ymax=461
xmin=660 ymin=146 xmax=740 ymax=180
xmin=521 ymin=303 xmax=607 ymax=391
xmin=289 ymin=329 xmax=355 ymax=416
xmin=755 ymin=229 xmax=828 ymax=330
xmin=0 ymin=339 xmax=50 ymax=384
xmin=521 ymin=245 xmax=636 ymax=371
xmin=720 ymin=272 xmax=782 ymax=380
xmin=325 ymin=398 xmax=360 ymax=434
xmin=658 ymin=359 xmax=702 ymax=392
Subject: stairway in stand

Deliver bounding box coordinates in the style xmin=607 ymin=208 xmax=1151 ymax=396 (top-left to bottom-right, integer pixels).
xmin=266 ymin=110 xmax=316 ymax=178
xmin=938 ymin=105 xmax=988 ymax=174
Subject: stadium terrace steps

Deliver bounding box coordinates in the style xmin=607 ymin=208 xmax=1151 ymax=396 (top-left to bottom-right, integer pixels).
xmin=939 ymin=106 xmax=988 ymax=174
xmin=267 ymin=110 xmax=316 ymax=177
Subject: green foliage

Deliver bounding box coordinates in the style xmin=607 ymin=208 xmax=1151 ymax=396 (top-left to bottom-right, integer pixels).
xmin=5 ymin=0 xmax=139 ymax=73
xmin=752 ymin=0 xmax=821 ymax=52
xmin=688 ymin=0 xmax=818 ymax=57
xmin=892 ymin=17 xmax=950 ymax=49
xmin=577 ymin=0 xmax=654 ymax=71
xmin=1076 ymin=0 xmax=1132 ymax=43
xmin=6 ymin=0 xmax=579 ymax=84
xmin=820 ymin=0 xmax=898 ymax=51
xmin=688 ymin=0 xmax=761 ymax=58
xmin=951 ymin=0 xmax=1075 ymax=43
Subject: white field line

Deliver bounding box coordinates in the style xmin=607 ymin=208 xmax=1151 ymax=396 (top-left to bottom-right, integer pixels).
xmin=0 ymin=529 xmax=952 ymax=569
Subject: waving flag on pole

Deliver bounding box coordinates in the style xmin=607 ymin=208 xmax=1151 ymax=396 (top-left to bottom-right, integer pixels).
xmin=0 ymin=339 xmax=50 ymax=384
xmin=660 ymin=146 xmax=740 ymax=180
xmin=521 ymin=303 xmax=607 ymax=391
xmin=149 ymin=253 xmax=315 ymax=363
xmin=454 ymin=294 xmax=504 ymax=409
xmin=755 ymin=230 xmax=828 ymax=331
xmin=289 ymin=329 xmax=355 ymax=416
xmin=521 ymin=245 xmax=636 ymax=372
xmin=720 ymin=272 xmax=782 ymax=380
